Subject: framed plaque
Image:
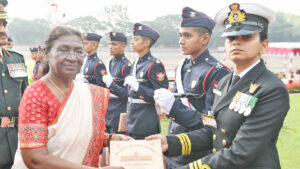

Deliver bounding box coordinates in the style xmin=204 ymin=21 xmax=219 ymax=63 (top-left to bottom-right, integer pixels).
xmin=110 ymin=140 xmax=164 ymax=169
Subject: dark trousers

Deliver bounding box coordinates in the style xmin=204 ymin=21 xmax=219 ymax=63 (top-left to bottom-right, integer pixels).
xmin=0 ymin=127 xmax=18 ymax=169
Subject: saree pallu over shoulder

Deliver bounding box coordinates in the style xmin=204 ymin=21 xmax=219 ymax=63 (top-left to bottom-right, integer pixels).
xmin=82 ymin=84 xmax=110 ymax=167
xmin=12 ymin=81 xmax=110 ymax=168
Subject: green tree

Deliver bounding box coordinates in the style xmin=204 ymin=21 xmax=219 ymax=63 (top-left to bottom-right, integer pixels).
xmin=8 ymin=18 xmax=49 ymax=45
xmin=69 ymin=16 xmax=106 ymax=34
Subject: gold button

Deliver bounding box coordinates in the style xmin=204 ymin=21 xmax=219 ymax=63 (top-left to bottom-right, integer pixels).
xmin=193 ymin=61 xmax=196 ymax=64
xmin=1 ymin=73 xmax=5 ymax=77
xmin=7 ymin=107 xmax=11 ymax=111
xmin=4 ymin=89 xmax=8 ymax=94
xmin=170 ymin=130 xmax=173 ymax=134
xmin=221 ymin=129 xmax=226 ymax=134
xmin=212 ymin=148 xmax=216 ymax=154
xmin=213 ymin=134 xmax=216 ymax=141
xmin=222 ymin=139 xmax=227 ymax=146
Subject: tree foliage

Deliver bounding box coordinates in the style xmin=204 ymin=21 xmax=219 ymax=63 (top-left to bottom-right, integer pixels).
xmin=7 ymin=8 xmax=300 ymax=47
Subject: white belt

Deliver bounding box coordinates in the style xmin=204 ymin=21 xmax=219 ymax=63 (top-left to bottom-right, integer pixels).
xmin=128 ymin=97 xmax=151 ymax=104
xmin=110 ymin=93 xmax=119 ymax=98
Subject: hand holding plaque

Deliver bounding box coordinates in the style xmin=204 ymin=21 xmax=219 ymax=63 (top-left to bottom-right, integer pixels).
xmin=110 ymin=140 xmax=164 ymax=169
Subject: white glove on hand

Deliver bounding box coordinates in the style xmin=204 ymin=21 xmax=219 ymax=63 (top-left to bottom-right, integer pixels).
xmin=154 ymin=88 xmax=175 ymax=114
xmin=103 ymin=74 xmax=113 ymax=88
xmin=75 ymin=73 xmax=88 ymax=83
xmin=124 ymin=76 xmax=139 ymax=92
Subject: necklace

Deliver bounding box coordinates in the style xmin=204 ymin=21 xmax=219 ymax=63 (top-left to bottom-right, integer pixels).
xmin=47 ymin=77 xmax=69 ymax=100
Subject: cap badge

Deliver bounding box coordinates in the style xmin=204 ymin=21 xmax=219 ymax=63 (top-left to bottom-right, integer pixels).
xmin=190 ymin=11 xmax=196 ymax=17
xmin=112 ymin=32 xmax=116 ymax=36
xmin=228 ymin=3 xmax=246 ymax=24
xmin=138 ymin=26 xmax=143 ymax=30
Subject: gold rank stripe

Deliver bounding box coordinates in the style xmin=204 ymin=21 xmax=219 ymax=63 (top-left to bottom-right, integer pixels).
xmin=194 ymin=161 xmax=199 ymax=169
xmin=176 ymin=134 xmax=186 ymax=155
xmin=176 ymin=133 xmax=191 ymax=155
xmin=189 ymin=163 xmax=194 ymax=169
xmin=197 ymin=159 xmax=211 ymax=169
xmin=182 ymin=133 xmax=191 ymax=155
xmin=197 ymin=160 xmax=202 ymax=168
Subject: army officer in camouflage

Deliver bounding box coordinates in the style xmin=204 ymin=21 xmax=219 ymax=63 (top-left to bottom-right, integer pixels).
xmin=0 ymin=0 xmax=28 ymax=168
xmin=147 ymin=3 xmax=290 ymax=169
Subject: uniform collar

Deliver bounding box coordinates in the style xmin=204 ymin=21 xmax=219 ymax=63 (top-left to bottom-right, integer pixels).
xmin=88 ymin=53 xmax=98 ymax=60
xmin=234 ymin=59 xmax=261 ymax=78
xmin=139 ymin=51 xmax=152 ymax=62
xmin=190 ymin=49 xmax=210 ymax=65
xmin=113 ymin=53 xmax=125 ymax=61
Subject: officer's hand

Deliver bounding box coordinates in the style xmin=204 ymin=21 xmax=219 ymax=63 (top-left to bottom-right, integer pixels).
xmin=103 ymin=74 xmax=113 ymax=88
xmin=111 ymin=134 xmax=133 ymax=141
xmin=75 ymin=73 xmax=88 ymax=83
xmin=154 ymin=88 xmax=175 ymax=114
xmin=145 ymin=134 xmax=168 ymax=153
xmin=124 ymin=76 xmax=139 ymax=92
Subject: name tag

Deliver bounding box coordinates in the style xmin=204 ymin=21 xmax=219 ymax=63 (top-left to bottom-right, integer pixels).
xmin=201 ymin=114 xmax=217 ymax=128
xmin=7 ymin=63 xmax=28 ymax=78
xmin=213 ymin=89 xmax=222 ymax=96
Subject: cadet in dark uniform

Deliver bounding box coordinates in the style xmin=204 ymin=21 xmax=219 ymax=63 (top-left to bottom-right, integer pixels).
xmin=102 ymin=32 xmax=131 ymax=134
xmin=82 ymin=33 xmax=106 ymax=87
xmin=6 ymin=36 xmax=13 ymax=49
xmin=109 ymin=23 xmax=169 ymax=139
xmin=0 ymin=1 xmax=28 ymax=168
xmin=30 ymin=47 xmax=41 ymax=81
xmin=153 ymin=7 xmax=230 ymax=169
xmin=147 ymin=3 xmax=290 ymax=169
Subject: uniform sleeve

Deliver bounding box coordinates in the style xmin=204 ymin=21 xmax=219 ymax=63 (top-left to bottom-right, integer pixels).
xmin=136 ymin=62 xmax=169 ymax=102
xmin=168 ymin=100 xmax=204 ymax=129
xmin=108 ymin=64 xmax=131 ymax=99
xmin=95 ymin=63 xmax=107 ymax=88
xmin=168 ymin=67 xmax=229 ymax=130
xmin=122 ymin=64 xmax=131 ymax=78
xmin=166 ymin=127 xmax=213 ymax=157
xmin=179 ymin=86 xmax=290 ymax=169
xmin=203 ymin=67 xmax=230 ymax=113
xmin=18 ymin=86 xmax=48 ymax=149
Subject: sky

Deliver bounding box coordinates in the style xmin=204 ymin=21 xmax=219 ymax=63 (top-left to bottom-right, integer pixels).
xmin=6 ymin=0 xmax=299 ymax=22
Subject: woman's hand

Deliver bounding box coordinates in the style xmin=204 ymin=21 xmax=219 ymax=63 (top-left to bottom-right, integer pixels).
xmin=111 ymin=134 xmax=133 ymax=141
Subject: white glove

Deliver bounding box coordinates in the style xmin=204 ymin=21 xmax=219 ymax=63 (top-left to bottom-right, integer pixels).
xmin=103 ymin=74 xmax=113 ymax=88
xmin=75 ymin=73 xmax=88 ymax=83
xmin=124 ymin=76 xmax=139 ymax=92
xmin=154 ymin=88 xmax=175 ymax=114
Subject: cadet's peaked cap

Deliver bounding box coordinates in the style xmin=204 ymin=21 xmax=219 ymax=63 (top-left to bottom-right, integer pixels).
xmin=215 ymin=3 xmax=276 ymax=37
xmin=84 ymin=33 xmax=102 ymax=41
xmin=109 ymin=32 xmax=127 ymax=43
xmin=38 ymin=45 xmax=45 ymax=51
xmin=181 ymin=7 xmax=215 ymax=33
xmin=30 ymin=47 xmax=38 ymax=52
xmin=133 ymin=23 xmax=160 ymax=43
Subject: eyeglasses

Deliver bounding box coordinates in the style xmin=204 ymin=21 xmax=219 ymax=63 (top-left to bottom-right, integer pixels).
xmin=52 ymin=48 xmax=86 ymax=59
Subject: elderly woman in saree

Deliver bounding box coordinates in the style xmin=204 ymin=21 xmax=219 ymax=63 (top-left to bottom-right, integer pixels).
xmin=12 ymin=25 xmax=127 ymax=169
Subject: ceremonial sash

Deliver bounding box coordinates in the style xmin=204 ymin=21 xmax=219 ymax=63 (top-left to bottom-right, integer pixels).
xmin=175 ymin=58 xmax=196 ymax=110
xmin=132 ymin=57 xmax=161 ymax=114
